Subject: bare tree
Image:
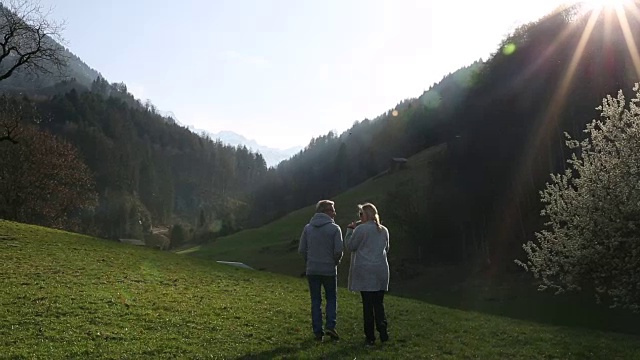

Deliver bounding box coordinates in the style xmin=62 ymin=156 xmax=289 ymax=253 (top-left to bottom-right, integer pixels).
xmin=0 ymin=0 xmax=65 ymax=143
xmin=0 ymin=93 xmax=37 ymax=143
xmin=0 ymin=0 xmax=67 ymax=83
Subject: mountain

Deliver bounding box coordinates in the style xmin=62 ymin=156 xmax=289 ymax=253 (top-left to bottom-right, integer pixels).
xmin=245 ymin=3 xmax=640 ymax=270
xmin=0 ymin=46 xmax=100 ymax=93
xmin=192 ymin=129 xmax=302 ymax=167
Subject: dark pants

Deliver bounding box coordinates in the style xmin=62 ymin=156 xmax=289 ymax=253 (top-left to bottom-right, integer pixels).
xmin=360 ymin=291 xmax=388 ymax=342
xmin=307 ymin=275 xmax=337 ymax=336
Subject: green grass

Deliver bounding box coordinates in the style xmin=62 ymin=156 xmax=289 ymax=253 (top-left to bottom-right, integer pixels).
xmin=2 ymin=220 xmax=640 ymax=359
xmin=181 ymin=144 xmax=640 ymax=336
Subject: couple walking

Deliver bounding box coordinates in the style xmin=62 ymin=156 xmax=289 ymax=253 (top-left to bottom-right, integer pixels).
xmin=298 ymin=200 xmax=390 ymax=346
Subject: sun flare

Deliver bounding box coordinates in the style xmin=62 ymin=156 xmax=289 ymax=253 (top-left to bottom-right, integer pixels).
xmin=580 ymin=0 xmax=630 ymax=10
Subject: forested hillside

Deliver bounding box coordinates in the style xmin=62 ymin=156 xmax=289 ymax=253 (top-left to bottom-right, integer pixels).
xmin=248 ymin=3 xmax=640 ymax=269
xmin=1 ymin=80 xmax=268 ymax=246
xmin=248 ymin=61 xmax=483 ymax=226
xmin=0 ymin=47 xmax=100 ymax=91
xmin=4 ymin=1 xmax=640 ymax=263
xmin=39 ymin=84 xmax=267 ymax=237
xmin=0 ymin=2 xmax=100 ymax=92
xmin=445 ymin=3 xmax=640 ymax=267
xmin=0 ymin=1 xmax=270 ymax=246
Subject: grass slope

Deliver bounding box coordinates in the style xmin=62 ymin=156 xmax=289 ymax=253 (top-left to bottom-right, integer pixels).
xmin=2 ymin=220 xmax=640 ymax=359
xmin=181 ymin=144 xmax=640 ymax=336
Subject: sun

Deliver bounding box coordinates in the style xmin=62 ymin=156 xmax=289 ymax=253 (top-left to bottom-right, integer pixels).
xmin=579 ymin=0 xmax=630 ymax=10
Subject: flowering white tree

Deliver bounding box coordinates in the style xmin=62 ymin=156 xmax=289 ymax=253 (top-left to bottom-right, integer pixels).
xmin=517 ymin=84 xmax=640 ymax=311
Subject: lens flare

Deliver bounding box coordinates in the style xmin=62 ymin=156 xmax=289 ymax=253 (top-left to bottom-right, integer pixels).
xmin=581 ymin=0 xmax=629 ymax=10
xmin=502 ymin=43 xmax=517 ymax=55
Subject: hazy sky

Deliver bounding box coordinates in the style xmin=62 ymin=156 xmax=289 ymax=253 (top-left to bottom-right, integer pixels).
xmin=39 ymin=0 xmax=566 ymax=149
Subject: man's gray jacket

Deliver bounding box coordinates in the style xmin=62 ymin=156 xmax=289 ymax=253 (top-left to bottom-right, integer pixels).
xmin=298 ymin=213 xmax=344 ymax=276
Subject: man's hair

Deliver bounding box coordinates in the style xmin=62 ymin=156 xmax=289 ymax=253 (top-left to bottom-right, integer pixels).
xmin=316 ymin=200 xmax=335 ymax=213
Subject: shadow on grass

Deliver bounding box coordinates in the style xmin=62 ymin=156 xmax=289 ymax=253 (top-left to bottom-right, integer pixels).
xmin=392 ymin=270 xmax=640 ymax=336
xmin=233 ymin=339 xmax=368 ymax=360
xmin=315 ymin=342 xmax=388 ymax=360
xmin=233 ymin=339 xmax=315 ymax=360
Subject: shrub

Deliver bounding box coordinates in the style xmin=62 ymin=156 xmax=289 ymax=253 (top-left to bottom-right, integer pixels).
xmin=517 ymin=84 xmax=640 ymax=311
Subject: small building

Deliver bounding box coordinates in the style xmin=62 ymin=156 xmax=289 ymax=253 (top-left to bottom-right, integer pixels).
xmin=389 ymin=157 xmax=408 ymax=172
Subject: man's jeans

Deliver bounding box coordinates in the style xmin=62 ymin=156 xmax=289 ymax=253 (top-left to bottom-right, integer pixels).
xmin=307 ymin=275 xmax=337 ymax=335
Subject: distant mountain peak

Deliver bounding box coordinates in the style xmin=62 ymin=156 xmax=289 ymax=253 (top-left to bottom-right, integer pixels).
xmin=215 ymin=131 xmax=261 ymax=148
xmin=189 ymin=128 xmax=302 ymax=167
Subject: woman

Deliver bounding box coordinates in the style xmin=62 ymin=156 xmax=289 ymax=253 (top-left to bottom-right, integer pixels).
xmin=344 ymin=202 xmax=390 ymax=346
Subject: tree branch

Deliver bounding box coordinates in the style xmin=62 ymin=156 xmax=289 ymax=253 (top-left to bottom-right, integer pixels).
xmin=0 ymin=135 xmax=19 ymax=144
xmin=0 ymin=0 xmax=67 ymax=83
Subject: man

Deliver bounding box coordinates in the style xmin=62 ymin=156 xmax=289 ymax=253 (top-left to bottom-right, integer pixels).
xmin=298 ymin=200 xmax=344 ymax=341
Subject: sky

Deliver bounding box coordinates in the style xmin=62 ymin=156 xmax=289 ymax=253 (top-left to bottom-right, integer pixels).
xmin=38 ymin=0 xmax=568 ymax=149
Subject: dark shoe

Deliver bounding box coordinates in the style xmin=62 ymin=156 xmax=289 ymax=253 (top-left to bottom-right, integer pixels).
xmin=380 ymin=332 xmax=389 ymax=343
xmin=325 ymin=328 xmax=339 ymax=340
xmin=314 ymin=333 xmax=323 ymax=341
xmin=365 ymin=339 xmax=375 ymax=347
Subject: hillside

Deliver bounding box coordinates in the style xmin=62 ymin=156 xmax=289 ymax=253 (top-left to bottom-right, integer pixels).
xmin=2 ymin=220 xmax=640 ymax=359
xmin=247 ymin=60 xmax=482 ymax=227
xmin=0 ymin=2 xmax=274 ymax=243
xmin=181 ymin=144 xmax=448 ymax=278
xmin=0 ymin=3 xmax=99 ymax=92
xmin=0 ymin=43 xmax=100 ymax=93
xmin=182 ymin=144 xmax=640 ymax=335
xmin=242 ymin=3 xmax=640 ymax=275
xmin=0 ymin=86 xmax=269 ymax=243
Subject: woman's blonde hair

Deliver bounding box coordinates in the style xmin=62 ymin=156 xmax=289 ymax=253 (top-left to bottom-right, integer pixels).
xmin=359 ymin=202 xmax=382 ymax=232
